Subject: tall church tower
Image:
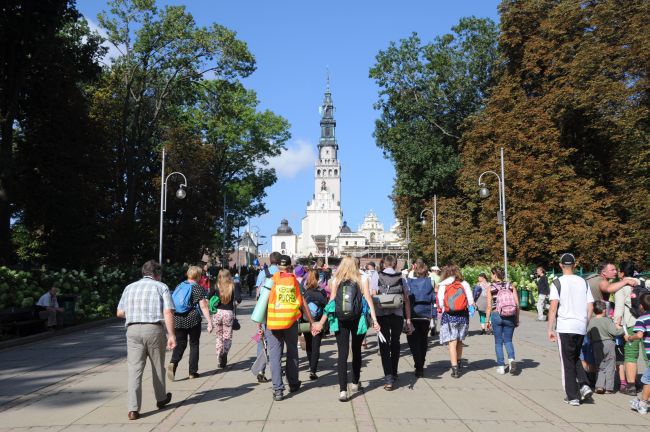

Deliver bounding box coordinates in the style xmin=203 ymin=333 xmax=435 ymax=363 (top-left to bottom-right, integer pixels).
xmin=298 ymin=77 xmax=343 ymax=256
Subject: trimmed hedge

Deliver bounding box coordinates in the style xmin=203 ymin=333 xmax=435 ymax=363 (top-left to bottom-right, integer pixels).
xmin=0 ymin=265 xmax=188 ymax=322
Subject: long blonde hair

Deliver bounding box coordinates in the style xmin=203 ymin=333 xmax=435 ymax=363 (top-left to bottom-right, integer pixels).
xmin=217 ymin=269 xmax=234 ymax=304
xmin=335 ymin=256 xmax=362 ymax=287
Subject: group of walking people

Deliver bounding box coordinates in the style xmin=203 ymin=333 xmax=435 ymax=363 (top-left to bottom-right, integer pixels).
xmin=115 ymin=251 xmax=649 ymax=420
xmin=250 ymin=251 xmax=523 ymax=402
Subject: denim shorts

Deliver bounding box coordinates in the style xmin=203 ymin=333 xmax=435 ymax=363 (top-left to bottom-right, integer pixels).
xmin=642 ymin=365 xmax=650 ymax=385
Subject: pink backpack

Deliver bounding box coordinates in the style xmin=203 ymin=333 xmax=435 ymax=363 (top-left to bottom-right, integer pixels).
xmin=494 ymin=282 xmax=517 ymax=317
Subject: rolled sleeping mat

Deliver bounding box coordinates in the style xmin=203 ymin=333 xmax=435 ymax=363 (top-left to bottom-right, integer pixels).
xmin=251 ymin=277 xmax=274 ymax=323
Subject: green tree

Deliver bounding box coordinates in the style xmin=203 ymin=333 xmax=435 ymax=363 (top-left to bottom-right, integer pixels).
xmin=93 ymin=0 xmax=256 ymax=262
xmin=0 ymin=0 xmax=106 ymax=266
xmin=159 ymin=80 xmax=289 ymax=263
xmin=449 ymin=0 xmax=648 ymax=267
xmin=370 ymin=17 xmax=499 ymax=261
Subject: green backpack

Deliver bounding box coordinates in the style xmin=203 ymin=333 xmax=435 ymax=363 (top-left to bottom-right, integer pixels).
xmin=208 ymin=295 xmax=220 ymax=313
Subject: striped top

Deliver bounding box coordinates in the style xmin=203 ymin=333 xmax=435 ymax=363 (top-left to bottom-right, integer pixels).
xmin=117 ymin=277 xmax=174 ymax=327
xmin=633 ymin=313 xmax=650 ymax=359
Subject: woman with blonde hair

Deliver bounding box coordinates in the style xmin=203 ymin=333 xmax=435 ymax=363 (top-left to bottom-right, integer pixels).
xmin=210 ymin=269 xmax=242 ymax=368
xmin=168 ymin=266 xmax=212 ymax=381
xmin=437 ymin=264 xmax=474 ymax=378
xmin=313 ymin=256 xmax=380 ymax=401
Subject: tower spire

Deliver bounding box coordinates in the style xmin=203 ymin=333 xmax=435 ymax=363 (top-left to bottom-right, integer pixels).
xmin=319 ymin=71 xmax=337 ymax=149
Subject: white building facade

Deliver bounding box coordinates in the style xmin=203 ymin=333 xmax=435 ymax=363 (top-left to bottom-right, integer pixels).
xmin=272 ymin=81 xmax=405 ymax=259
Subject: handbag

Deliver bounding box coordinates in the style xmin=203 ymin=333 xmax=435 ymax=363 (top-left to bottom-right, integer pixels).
xmin=232 ymin=305 xmax=241 ymax=331
xmin=298 ymin=322 xmax=311 ymax=334
xmin=372 ymin=293 xmax=403 ymax=309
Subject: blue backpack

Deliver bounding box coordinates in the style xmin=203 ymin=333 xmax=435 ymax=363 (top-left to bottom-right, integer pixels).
xmin=172 ymin=281 xmax=196 ymax=314
xmin=408 ymin=277 xmax=434 ymax=319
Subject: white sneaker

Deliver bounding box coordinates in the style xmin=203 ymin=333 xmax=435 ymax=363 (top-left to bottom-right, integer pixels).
xmin=580 ymin=385 xmax=593 ymax=401
xmin=564 ymin=398 xmax=580 ymax=406
xmin=339 ymin=391 xmax=348 ymax=402
xmin=630 ymin=398 xmax=648 ymax=415
xmin=508 ymin=359 xmax=517 ymax=375
xmin=350 ymin=382 xmax=361 ymax=393
xmin=496 ymin=366 xmax=506 ymax=375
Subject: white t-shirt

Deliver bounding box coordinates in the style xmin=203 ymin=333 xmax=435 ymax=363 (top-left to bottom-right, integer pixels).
xmin=36 ymin=292 xmax=59 ymax=308
xmin=549 ymin=274 xmax=594 ymax=335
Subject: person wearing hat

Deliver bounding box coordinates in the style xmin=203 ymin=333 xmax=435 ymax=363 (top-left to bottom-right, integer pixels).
xmin=294 ymin=264 xmax=307 ymax=293
xmin=548 ymin=253 xmax=595 ymax=406
xmin=258 ymin=254 xmax=315 ymax=401
xmin=430 ymin=266 xmax=441 ymax=285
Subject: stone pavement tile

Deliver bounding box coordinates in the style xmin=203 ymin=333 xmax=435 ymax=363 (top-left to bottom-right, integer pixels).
xmin=573 ymin=423 xmax=650 ymax=432
xmin=73 ymin=390 xmax=193 ymax=425
xmin=173 ymin=421 xmax=265 ymax=432
xmin=0 ymin=391 xmax=113 ymax=428
xmin=522 ymin=389 xmax=650 ymax=426
xmin=436 ymin=387 xmax=546 ymax=422
xmin=61 ymin=424 xmax=153 ymax=432
xmin=267 ymin=399 xmax=354 ymax=421
xmin=0 ymin=427 xmax=65 ymax=432
xmin=464 ymin=419 xmax=571 ymax=431
xmin=61 ymin=371 xmax=125 ymax=392
xmin=263 ymin=418 xmax=357 ymax=432
xmin=374 ymin=418 xmax=470 ymax=432
xmin=180 ymin=391 xmax=272 ymax=422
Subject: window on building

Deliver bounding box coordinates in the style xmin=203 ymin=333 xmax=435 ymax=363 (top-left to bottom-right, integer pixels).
xmin=334 ymin=169 xmax=338 ymax=176
xmin=354 ymin=241 xmax=357 ymax=245
xmin=345 ymin=241 xmax=348 ymax=245
xmin=317 ymin=169 xmax=321 ymax=176
xmin=281 ymin=241 xmax=286 ymax=250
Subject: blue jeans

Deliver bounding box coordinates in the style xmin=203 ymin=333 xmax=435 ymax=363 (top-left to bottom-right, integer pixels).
xmin=490 ymin=312 xmax=516 ymax=366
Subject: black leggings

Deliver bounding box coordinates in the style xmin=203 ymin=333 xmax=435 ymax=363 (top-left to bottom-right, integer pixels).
xmin=303 ymin=330 xmax=324 ymax=373
xmin=377 ymin=314 xmax=404 ymax=378
xmin=335 ymin=318 xmax=364 ymax=391
xmin=406 ymin=319 xmax=430 ymax=370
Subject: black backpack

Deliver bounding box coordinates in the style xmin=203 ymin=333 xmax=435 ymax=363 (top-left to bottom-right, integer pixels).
xmin=335 ymin=279 xmax=362 ymax=321
xmin=628 ymin=279 xmax=649 ymax=319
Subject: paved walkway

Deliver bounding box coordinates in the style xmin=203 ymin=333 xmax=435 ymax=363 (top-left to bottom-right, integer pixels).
xmin=0 ymin=299 xmax=647 ymax=432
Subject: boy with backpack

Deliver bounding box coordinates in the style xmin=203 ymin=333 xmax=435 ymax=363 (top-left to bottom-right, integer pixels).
xmin=587 ymin=300 xmax=624 ymax=394
xmin=257 ymin=255 xmax=315 ymax=401
xmin=624 ymin=292 xmax=650 ymax=415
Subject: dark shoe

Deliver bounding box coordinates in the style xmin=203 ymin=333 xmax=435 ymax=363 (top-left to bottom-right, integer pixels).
xmin=219 ymin=353 xmax=227 ymax=368
xmin=257 ymin=373 xmax=269 ymax=383
xmin=480 ymin=329 xmax=486 ymax=335
xmin=451 ymin=366 xmax=460 ymax=378
xmin=156 ymin=392 xmax=172 ymax=409
xmin=128 ymin=411 xmax=139 ymax=420
xmin=189 ymin=372 xmax=200 ymax=379
xmin=415 ymin=368 xmax=423 ymax=378
xmin=167 ymin=363 xmax=177 ymax=382
xmin=623 ymin=385 xmax=638 ymax=396
xmin=273 ymin=391 xmax=284 ymax=401
xmin=288 ymin=381 xmax=302 ymax=393
xmin=309 ymin=372 xmax=318 ymax=380
xmin=594 ymin=388 xmax=605 ymax=394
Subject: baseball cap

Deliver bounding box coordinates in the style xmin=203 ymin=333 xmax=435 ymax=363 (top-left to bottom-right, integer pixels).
xmin=294 ymin=264 xmax=306 ymax=277
xmin=279 ymin=255 xmax=292 ymax=266
xmin=431 ymin=266 xmax=440 ymax=271
xmin=560 ymin=253 xmax=576 ymax=266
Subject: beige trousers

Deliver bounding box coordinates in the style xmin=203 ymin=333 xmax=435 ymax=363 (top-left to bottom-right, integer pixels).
xmin=126 ymin=323 xmax=167 ymax=412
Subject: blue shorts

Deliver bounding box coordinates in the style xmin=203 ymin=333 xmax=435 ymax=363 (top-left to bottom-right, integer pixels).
xmin=642 ymin=366 xmax=650 ymax=385
xmin=579 ymin=335 xmax=596 ymax=365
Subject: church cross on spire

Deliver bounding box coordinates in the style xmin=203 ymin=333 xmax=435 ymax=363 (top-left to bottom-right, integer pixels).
xmin=319 ymin=70 xmax=337 ymax=149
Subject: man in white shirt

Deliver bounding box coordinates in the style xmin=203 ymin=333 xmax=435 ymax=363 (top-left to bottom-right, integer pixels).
xmin=36 ymin=287 xmax=64 ymax=329
xmin=548 ymin=253 xmax=594 ymax=406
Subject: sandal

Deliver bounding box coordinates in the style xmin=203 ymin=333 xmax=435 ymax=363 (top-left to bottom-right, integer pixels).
xmin=383 ymin=383 xmax=393 ymax=391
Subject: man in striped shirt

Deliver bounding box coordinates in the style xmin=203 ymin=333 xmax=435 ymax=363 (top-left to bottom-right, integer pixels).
xmin=117 ymin=260 xmax=176 ymax=420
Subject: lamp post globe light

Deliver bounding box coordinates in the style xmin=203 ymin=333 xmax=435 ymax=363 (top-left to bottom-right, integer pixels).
xmin=159 ymin=148 xmax=188 ymax=265
xmin=477 ymin=147 xmax=508 ymax=281
xmin=419 ymin=194 xmax=438 ymax=267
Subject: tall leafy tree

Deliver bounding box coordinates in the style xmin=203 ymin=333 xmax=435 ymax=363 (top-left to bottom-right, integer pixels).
xmin=93 ymin=0 xmax=257 ymax=263
xmin=0 ymin=0 xmax=105 ymax=265
xmin=449 ymin=0 xmax=648 ymax=267
xmin=370 ymin=17 xmax=499 ymax=260
xmin=159 ymin=80 xmax=289 ymax=263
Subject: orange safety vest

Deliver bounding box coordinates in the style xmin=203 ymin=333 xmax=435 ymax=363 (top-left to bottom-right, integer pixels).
xmin=266 ymin=272 xmax=302 ymax=330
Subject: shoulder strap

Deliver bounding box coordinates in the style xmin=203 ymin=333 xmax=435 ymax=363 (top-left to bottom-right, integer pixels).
xmin=265 ymin=267 xmax=272 ymax=278
xmin=553 ymin=278 xmax=561 ymax=297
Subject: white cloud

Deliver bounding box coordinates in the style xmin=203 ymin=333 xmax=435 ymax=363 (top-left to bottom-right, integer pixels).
xmin=85 ymin=16 xmax=124 ymax=65
xmin=268 ymin=139 xmax=317 ymax=179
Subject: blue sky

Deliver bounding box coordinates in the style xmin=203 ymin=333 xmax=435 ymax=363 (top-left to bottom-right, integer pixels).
xmin=78 ymin=0 xmax=500 ymax=252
